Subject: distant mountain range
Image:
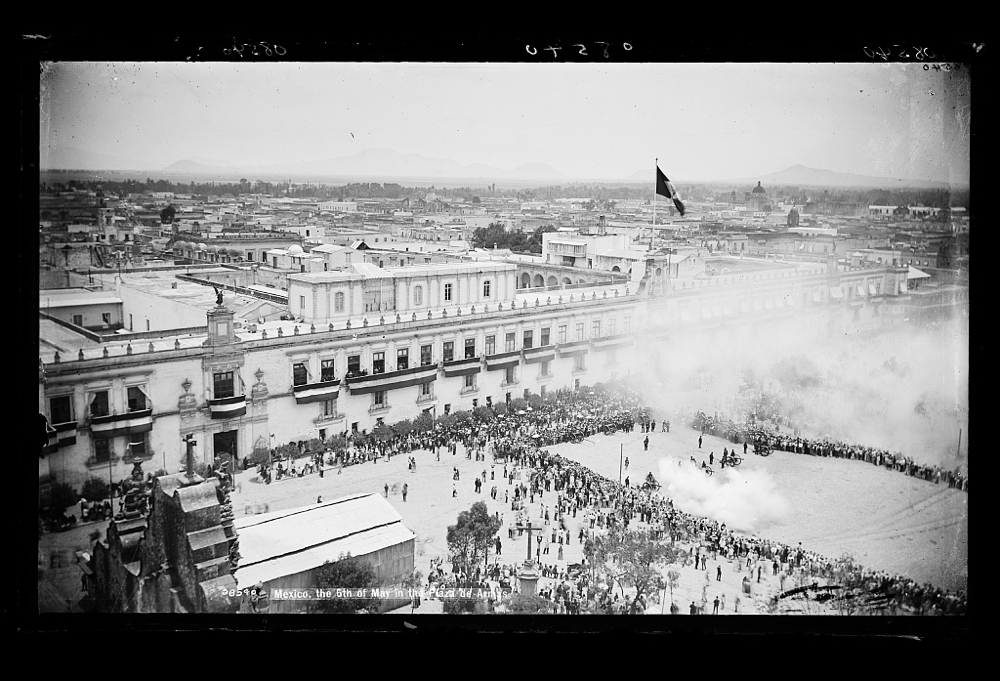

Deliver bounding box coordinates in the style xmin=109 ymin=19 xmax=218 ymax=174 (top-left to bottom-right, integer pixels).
xmin=43 ymin=146 xmax=955 ymax=189
xmin=623 ymin=164 xmax=954 ymax=188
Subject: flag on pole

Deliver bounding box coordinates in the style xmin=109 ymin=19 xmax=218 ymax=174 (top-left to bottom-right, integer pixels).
xmin=655 ymin=166 xmax=686 ymax=216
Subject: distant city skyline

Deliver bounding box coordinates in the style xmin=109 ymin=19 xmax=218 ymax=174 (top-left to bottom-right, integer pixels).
xmin=39 ymin=62 xmax=971 ymax=185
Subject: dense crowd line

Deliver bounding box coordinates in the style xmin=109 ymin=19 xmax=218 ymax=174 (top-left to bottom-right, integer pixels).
xmin=688 ymin=411 xmax=969 ymax=493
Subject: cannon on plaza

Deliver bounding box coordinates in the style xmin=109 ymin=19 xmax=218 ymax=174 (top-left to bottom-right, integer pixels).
xmin=641 ymin=472 xmax=661 ymax=491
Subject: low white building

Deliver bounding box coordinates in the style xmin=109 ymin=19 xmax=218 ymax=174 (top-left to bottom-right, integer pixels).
xmin=287 ymin=261 xmax=518 ymax=325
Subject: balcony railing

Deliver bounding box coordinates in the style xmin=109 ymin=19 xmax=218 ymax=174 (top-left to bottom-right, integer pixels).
xmin=460 ymin=385 xmax=479 ymax=395
xmin=416 ymin=393 xmax=436 ymax=404
xmin=368 ymin=403 xmax=391 ymax=415
xmin=314 ymin=411 xmax=344 ymax=425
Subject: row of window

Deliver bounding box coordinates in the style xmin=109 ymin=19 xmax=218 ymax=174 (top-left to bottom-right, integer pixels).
xmin=90 ymin=432 xmax=149 ymax=463
xmin=49 ymin=386 xmax=149 ymax=425
xmin=294 ymin=318 xmax=631 ymax=383
xmin=303 ymin=280 xmax=498 ymax=315
xmin=69 ymin=312 xmax=115 ymax=327
xmin=365 ymin=354 xmax=597 ymax=409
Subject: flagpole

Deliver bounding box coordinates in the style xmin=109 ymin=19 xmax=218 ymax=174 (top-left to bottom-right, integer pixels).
xmin=652 ymin=158 xmax=657 ymax=249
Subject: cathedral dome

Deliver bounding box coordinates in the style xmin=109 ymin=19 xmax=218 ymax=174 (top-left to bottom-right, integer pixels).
xmin=752 ymin=181 xmax=766 ymax=194
xmin=287 ymin=244 xmax=304 ymax=255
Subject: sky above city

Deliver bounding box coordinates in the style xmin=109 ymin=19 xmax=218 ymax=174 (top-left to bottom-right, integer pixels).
xmin=39 ymin=61 xmax=971 ymax=184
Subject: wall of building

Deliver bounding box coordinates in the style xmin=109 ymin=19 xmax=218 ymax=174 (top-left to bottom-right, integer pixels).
xmin=118 ymin=282 xmax=207 ymax=332
xmin=39 ymin=301 xmax=123 ymax=331
xmin=258 ymin=538 xmax=415 ymax=614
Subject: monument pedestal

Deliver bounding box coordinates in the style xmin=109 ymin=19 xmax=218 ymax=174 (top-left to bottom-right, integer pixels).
xmin=516 ymin=560 xmax=541 ymax=597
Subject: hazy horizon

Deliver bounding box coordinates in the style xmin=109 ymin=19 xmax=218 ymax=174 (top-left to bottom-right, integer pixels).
xmin=39 ymin=62 xmax=971 ymax=185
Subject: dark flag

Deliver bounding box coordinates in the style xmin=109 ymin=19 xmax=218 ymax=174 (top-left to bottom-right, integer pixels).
xmin=655 ymin=166 xmax=686 ymax=216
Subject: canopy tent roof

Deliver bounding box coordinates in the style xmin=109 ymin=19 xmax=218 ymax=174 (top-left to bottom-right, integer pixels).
xmin=907 ymin=266 xmax=932 ymax=280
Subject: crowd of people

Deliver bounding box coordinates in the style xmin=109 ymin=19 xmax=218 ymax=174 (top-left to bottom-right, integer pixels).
xmin=688 ymin=410 xmax=969 ymax=493
xmin=245 ymin=381 xmax=967 ymax=615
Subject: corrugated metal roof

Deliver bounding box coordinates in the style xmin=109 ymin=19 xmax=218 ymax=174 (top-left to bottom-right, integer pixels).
xmin=235 ymin=493 xmax=412 ymax=570
xmin=234 ymin=523 xmax=415 ymax=587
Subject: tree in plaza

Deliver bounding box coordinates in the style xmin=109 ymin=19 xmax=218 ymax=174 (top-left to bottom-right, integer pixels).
xmin=509 ymin=397 xmax=528 ymax=413
xmin=447 ymin=501 xmax=502 ymax=586
xmin=412 ymin=410 xmax=434 ymax=433
xmin=324 ymin=432 xmax=348 ymax=456
xmin=372 ymin=420 xmax=394 ymax=443
xmin=275 ymin=442 xmax=299 ymax=461
xmin=45 ymin=482 xmax=79 ymax=515
xmin=309 ymin=553 xmax=382 ymax=614
xmin=501 ymin=593 xmax=556 ymax=614
xmin=472 ymin=405 xmax=495 ymax=423
xmin=401 ymin=568 xmax=424 ymax=613
xmin=81 ymin=477 xmax=110 ymax=501
xmin=666 ymin=570 xmax=681 ymax=612
xmin=584 ymin=527 xmax=684 ymax=615
xmin=393 ymin=418 xmax=414 ymax=440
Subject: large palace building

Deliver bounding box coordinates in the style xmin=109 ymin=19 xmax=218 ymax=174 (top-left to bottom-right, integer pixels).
xmin=39 ymin=253 xmax=920 ymax=491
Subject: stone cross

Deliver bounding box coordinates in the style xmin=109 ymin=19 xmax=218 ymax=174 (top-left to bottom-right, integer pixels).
xmin=524 ymin=521 xmax=540 ymax=561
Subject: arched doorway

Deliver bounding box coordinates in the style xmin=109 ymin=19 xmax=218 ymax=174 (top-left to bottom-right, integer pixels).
xmin=612 ymin=266 xmax=621 ymax=272
xmin=521 ymin=273 xmax=531 ymax=288
xmin=562 ymin=277 xmax=573 ymax=285
xmin=533 ymin=274 xmax=544 ymax=288
xmin=547 ymin=276 xmax=558 ymax=287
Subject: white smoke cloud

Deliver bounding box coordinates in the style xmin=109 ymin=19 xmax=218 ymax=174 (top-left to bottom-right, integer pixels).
xmin=635 ymin=314 xmax=968 ymax=472
xmin=657 ymin=458 xmax=791 ymax=533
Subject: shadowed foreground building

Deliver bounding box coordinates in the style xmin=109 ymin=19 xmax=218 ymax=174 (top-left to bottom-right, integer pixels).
xmin=87 ymin=465 xmax=240 ymax=613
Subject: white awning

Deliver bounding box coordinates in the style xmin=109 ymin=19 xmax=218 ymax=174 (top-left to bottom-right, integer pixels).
xmin=856 ymin=285 xmax=866 ymax=297
xmin=907 ymin=266 xmax=931 ymax=280
xmin=830 ymin=287 xmax=843 ymax=299
xmin=869 ymin=284 xmax=878 ymax=296
xmin=899 ymin=281 xmax=908 ymax=294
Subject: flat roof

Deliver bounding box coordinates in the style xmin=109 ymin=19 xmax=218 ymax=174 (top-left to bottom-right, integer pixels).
xmin=39 ymin=290 xmax=122 ymax=308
